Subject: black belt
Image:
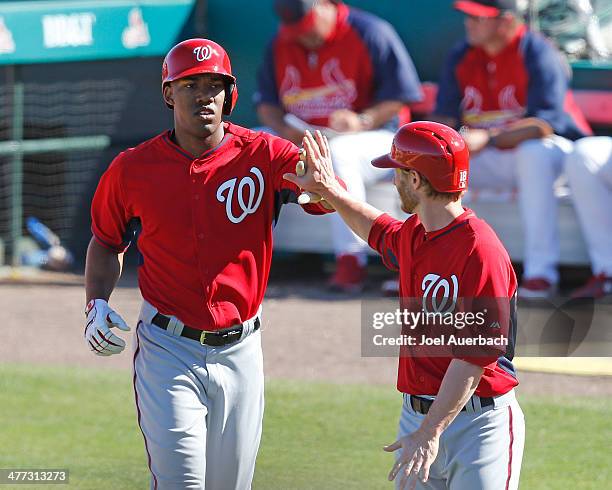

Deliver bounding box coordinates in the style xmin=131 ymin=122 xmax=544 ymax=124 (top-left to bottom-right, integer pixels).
xmin=410 ymin=395 xmax=494 ymax=415
xmin=151 ymin=313 xmax=260 ymax=347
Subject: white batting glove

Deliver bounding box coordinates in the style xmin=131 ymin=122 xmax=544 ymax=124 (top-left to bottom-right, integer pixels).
xmin=84 ymin=299 xmax=130 ymax=356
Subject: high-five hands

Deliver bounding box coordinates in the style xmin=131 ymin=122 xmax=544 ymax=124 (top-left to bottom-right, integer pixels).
xmin=295 ymin=148 xmax=324 ymax=205
xmin=284 ymin=130 xmax=339 ymax=210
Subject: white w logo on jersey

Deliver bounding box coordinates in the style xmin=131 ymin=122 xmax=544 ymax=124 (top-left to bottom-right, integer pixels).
xmin=421 ymin=273 xmax=459 ymax=314
xmin=216 ymin=167 xmax=265 ymax=224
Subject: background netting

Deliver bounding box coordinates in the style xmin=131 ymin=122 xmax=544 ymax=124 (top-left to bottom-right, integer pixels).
xmin=0 ymin=79 xmax=131 ymax=261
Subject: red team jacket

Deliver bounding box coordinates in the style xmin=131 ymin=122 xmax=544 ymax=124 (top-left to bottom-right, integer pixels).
xmin=435 ymin=24 xmax=586 ymax=139
xmin=91 ymin=122 xmax=333 ymax=330
xmin=255 ymin=3 xmax=422 ymax=128
xmin=369 ymin=210 xmax=519 ymax=398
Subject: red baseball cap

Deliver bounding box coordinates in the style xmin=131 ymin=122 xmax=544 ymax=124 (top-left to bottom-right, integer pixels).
xmin=454 ymin=0 xmax=525 ymax=18
xmin=274 ymin=0 xmax=319 ymax=39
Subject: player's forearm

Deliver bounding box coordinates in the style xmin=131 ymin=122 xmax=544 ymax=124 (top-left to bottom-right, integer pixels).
xmin=489 ymin=117 xmax=553 ymax=149
xmin=361 ymin=100 xmax=404 ymax=129
xmin=85 ymin=237 xmax=123 ymax=303
xmin=323 ymin=184 xmax=384 ymax=242
xmin=418 ymin=359 xmax=484 ymax=437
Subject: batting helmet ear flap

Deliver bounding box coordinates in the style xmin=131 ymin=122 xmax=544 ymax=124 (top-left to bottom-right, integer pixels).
xmin=222 ymin=80 xmax=238 ymax=116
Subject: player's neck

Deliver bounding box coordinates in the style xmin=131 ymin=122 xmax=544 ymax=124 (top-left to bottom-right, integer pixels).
xmin=173 ymin=124 xmax=225 ymax=158
xmin=417 ymin=200 xmax=464 ymax=233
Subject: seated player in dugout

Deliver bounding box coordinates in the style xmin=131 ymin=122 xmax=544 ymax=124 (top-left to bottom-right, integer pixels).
xmin=431 ymin=0 xmax=590 ymax=299
xmin=84 ymin=38 xmax=343 ymax=489
xmin=254 ymin=0 xmax=423 ymax=293
xmin=564 ymin=136 xmax=612 ymax=300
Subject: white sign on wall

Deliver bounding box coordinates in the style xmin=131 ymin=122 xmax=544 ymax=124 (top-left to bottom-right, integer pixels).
xmin=122 ymin=8 xmax=150 ymax=49
xmin=0 ymin=17 xmax=15 ymax=54
xmin=42 ymin=13 xmax=96 ymax=48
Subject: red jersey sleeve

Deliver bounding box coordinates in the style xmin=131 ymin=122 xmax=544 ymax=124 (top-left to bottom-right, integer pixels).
xmin=455 ymin=244 xmax=515 ymax=368
xmin=368 ymin=213 xmax=404 ymax=272
xmin=90 ymin=155 xmax=133 ymax=253
xmin=267 ymin=134 xmax=342 ymax=215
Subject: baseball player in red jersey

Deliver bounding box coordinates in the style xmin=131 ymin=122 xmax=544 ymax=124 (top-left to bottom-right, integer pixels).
xmin=83 ymin=38 xmax=338 ymax=489
xmin=285 ymin=123 xmax=525 ymax=489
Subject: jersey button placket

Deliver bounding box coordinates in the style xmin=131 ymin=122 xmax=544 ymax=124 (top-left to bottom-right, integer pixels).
xmin=190 ymin=167 xmax=209 ymax=282
xmin=191 ymin=174 xmax=205 ymax=240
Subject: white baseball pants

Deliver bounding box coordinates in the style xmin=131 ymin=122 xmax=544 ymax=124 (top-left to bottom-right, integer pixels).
xmin=395 ymin=390 xmax=525 ymax=490
xmin=565 ymin=136 xmax=612 ymax=276
xmin=329 ymin=129 xmax=395 ymax=264
xmin=132 ymin=300 xmax=265 ymax=490
xmin=468 ymin=136 xmax=574 ymax=283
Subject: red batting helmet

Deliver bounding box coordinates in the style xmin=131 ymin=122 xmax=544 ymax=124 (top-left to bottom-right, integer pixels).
xmin=372 ymin=121 xmax=469 ymax=193
xmin=161 ymin=38 xmax=238 ymax=115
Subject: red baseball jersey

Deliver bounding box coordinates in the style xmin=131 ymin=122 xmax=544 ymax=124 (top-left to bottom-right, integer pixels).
xmin=255 ymin=3 xmax=422 ymax=127
xmin=91 ymin=122 xmax=333 ymax=330
xmin=368 ymin=209 xmax=519 ymax=398
xmin=435 ymin=24 xmax=587 ymax=140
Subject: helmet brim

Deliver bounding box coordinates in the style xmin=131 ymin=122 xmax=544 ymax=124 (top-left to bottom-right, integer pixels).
xmin=164 ymin=65 xmax=236 ymax=84
xmin=372 ymin=153 xmax=402 ymax=169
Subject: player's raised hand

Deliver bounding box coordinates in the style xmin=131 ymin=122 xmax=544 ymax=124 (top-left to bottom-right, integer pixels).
xmin=295 ymin=147 xmax=324 ymax=206
xmin=384 ymin=429 xmax=439 ymax=490
xmin=84 ymin=299 xmax=131 ymax=356
xmin=283 ymin=130 xmax=338 ymax=207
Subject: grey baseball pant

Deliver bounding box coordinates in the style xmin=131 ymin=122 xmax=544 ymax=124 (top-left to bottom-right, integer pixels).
xmin=395 ymin=390 xmax=525 ymax=489
xmin=133 ymin=300 xmax=265 ymax=490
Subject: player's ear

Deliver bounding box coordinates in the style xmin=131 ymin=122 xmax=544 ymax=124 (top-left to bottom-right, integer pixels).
xmin=162 ymin=83 xmax=175 ymax=108
xmin=410 ymin=170 xmax=421 ymax=188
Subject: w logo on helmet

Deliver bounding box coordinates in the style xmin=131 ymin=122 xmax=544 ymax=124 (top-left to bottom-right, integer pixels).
xmin=193 ymin=45 xmax=215 ymax=62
